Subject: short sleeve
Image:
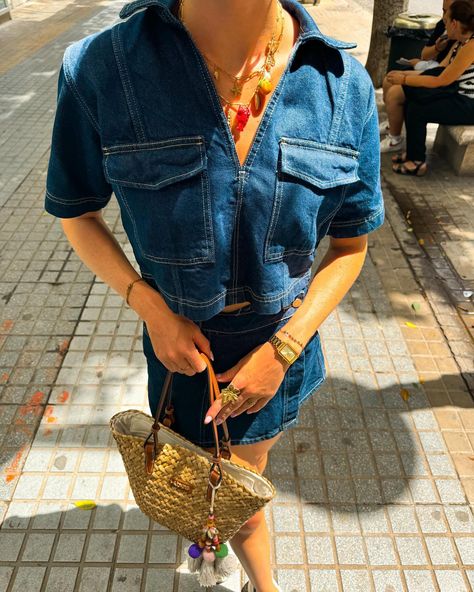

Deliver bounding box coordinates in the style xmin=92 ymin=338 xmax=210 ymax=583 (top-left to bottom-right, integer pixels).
xmin=327 ymin=84 xmax=384 ymax=239
xmin=44 ymin=60 xmax=113 ymax=218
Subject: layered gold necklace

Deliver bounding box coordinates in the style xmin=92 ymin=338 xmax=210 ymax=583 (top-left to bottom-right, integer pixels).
xmin=178 ymin=0 xmax=285 ymax=134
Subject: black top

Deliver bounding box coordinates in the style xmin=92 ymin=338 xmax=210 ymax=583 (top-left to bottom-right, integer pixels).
xmin=426 ymin=18 xmax=455 ymax=62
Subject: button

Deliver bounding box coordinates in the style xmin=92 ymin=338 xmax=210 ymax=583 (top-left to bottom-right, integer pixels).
xmin=292 ymin=297 xmax=303 ymax=308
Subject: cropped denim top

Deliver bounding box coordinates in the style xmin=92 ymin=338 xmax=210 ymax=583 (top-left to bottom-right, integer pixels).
xmin=44 ymin=0 xmax=384 ymax=321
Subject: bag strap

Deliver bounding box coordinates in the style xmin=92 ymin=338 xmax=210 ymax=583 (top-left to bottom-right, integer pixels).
xmin=144 ymin=353 xmax=232 ymax=477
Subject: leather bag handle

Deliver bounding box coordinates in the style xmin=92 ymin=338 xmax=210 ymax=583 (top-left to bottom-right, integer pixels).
xmin=144 ymin=353 xmax=232 ymax=478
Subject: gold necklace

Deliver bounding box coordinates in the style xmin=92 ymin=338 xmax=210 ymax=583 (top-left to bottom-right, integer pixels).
xmin=178 ymin=0 xmax=285 ymax=133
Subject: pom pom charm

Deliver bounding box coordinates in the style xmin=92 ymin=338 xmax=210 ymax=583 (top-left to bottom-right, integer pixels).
xmin=215 ymin=542 xmax=229 ymax=558
xmin=188 ymin=544 xmax=203 ymax=559
xmin=202 ymin=548 xmax=216 ymax=562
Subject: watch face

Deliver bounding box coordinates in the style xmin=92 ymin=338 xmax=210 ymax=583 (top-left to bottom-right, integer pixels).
xmin=280 ymin=344 xmax=297 ymax=362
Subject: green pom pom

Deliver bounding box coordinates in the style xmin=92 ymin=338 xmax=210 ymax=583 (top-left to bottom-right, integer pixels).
xmin=215 ymin=543 xmax=228 ymax=558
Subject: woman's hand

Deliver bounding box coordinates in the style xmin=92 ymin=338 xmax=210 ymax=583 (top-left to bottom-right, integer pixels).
xmin=386 ymin=71 xmax=406 ymax=85
xmin=203 ymin=342 xmax=289 ymax=425
xmin=145 ymin=311 xmax=213 ymax=375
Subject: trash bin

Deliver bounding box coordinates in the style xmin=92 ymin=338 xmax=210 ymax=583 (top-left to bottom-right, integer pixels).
xmin=386 ymin=13 xmax=440 ymax=73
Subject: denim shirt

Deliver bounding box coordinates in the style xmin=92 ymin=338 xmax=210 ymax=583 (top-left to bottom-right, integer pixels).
xmin=44 ymin=0 xmax=384 ymax=321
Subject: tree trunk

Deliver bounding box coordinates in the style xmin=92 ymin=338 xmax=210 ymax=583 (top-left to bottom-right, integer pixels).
xmin=366 ymin=0 xmax=409 ymax=88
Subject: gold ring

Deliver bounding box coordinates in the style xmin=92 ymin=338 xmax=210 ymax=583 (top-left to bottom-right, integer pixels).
xmin=220 ymin=383 xmax=241 ymax=406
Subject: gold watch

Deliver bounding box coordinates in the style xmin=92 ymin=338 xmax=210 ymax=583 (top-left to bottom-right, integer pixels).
xmin=269 ymin=334 xmax=300 ymax=365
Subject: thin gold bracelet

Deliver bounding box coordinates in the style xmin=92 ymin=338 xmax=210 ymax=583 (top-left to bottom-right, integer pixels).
xmin=125 ymin=277 xmax=145 ymax=306
xmin=279 ymin=329 xmax=304 ymax=350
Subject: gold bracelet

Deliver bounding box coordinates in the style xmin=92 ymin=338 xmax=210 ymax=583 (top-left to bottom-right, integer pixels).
xmin=279 ymin=329 xmax=304 ymax=350
xmin=125 ymin=277 xmax=145 ymax=306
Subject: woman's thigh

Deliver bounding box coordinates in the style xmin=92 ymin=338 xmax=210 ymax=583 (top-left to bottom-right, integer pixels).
xmin=201 ymin=431 xmax=283 ymax=474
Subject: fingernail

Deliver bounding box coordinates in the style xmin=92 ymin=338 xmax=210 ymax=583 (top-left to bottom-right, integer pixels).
xmin=216 ymin=418 xmax=223 ymax=425
xmin=230 ymin=413 xmax=237 ymax=418
xmin=204 ymin=415 xmax=212 ymax=425
xmin=210 ymin=351 xmax=215 ymax=361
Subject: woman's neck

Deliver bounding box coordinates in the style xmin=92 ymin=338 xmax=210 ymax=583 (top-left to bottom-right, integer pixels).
xmin=177 ymin=0 xmax=281 ymax=75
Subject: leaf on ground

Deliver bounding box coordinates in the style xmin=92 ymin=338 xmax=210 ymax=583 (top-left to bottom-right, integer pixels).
xmin=418 ymin=238 xmax=425 ymax=245
xmin=405 ymin=321 xmax=418 ymax=328
xmin=407 ymin=228 xmax=413 ymax=232
xmin=400 ymin=388 xmax=410 ymax=401
xmin=411 ymin=302 xmax=421 ymax=312
xmin=73 ymin=500 xmax=96 ymax=511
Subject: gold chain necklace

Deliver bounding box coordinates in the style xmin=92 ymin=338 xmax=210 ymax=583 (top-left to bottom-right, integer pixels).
xmin=178 ymin=0 xmax=285 ymax=134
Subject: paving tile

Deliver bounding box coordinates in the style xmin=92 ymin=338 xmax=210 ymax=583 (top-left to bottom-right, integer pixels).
xmin=365 ymin=536 xmax=397 ymax=566
xmin=454 ymin=537 xmax=474 ymax=565
xmin=110 ymin=568 xmax=143 ymax=591
xmin=149 ymin=534 xmax=178 ymax=564
xmin=305 ymin=536 xmax=334 ymax=565
xmin=334 ymin=536 xmax=366 ymax=565
xmin=372 ymin=570 xmax=404 ymax=592
xmin=308 ymin=569 xmax=338 ymax=592
xmin=20 ymin=532 xmax=55 ymax=562
xmin=404 ymin=569 xmax=436 ymax=592
xmin=44 ymin=567 xmax=78 ymax=592
xmin=77 ymin=567 xmax=111 ymax=592
xmin=275 ymin=535 xmax=305 ymax=565
xmin=116 ymin=534 xmax=147 ymax=564
xmin=444 ymin=506 xmax=474 ymax=533
xmin=396 ymin=537 xmax=428 ymax=566
xmin=0 ymin=532 xmax=25 ymax=561
xmin=85 ymin=532 xmax=117 ymax=562
xmin=275 ymin=569 xmax=307 ymax=592
xmin=339 ymin=570 xmax=371 ymax=591
xmin=10 ymin=566 xmax=46 ymax=592
xmin=415 ymin=506 xmax=447 ymax=534
xmin=435 ymin=570 xmax=469 ymax=592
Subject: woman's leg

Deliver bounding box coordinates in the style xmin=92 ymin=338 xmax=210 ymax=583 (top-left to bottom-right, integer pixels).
xmin=398 ymin=94 xmax=474 ymax=171
xmin=385 ymin=84 xmax=406 ymax=136
xmin=202 ymin=431 xmax=283 ymax=592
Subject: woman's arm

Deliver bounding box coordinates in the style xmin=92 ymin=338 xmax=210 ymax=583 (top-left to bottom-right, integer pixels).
xmin=60 ymin=210 xmax=212 ymax=373
xmin=275 ymin=234 xmax=368 ymax=347
xmin=60 ymin=210 xmax=165 ymax=319
xmin=401 ymin=42 xmax=474 ymax=88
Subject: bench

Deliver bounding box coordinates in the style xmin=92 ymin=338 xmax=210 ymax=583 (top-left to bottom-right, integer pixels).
xmin=433 ymin=125 xmax=474 ymax=175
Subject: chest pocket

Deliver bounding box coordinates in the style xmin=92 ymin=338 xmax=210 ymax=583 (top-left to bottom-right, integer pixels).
xmin=103 ymin=136 xmax=214 ymax=265
xmin=264 ymin=138 xmax=360 ymax=263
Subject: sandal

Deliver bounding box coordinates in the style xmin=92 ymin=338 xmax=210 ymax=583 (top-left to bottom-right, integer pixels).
xmin=391 ymin=151 xmax=407 ymax=164
xmin=392 ymin=160 xmax=428 ymax=176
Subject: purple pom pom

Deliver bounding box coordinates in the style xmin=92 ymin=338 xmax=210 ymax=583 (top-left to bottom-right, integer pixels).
xmin=188 ymin=544 xmax=203 ymax=559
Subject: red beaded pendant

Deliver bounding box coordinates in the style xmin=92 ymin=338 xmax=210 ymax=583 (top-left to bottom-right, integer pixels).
xmin=235 ymin=105 xmax=251 ymax=132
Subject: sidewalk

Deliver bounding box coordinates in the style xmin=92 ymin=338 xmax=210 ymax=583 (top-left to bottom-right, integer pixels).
xmin=1 ymin=1 xmax=474 ymax=591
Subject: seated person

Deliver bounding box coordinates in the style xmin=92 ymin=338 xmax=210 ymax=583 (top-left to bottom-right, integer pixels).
xmin=386 ymin=0 xmax=474 ymax=176
xmin=380 ymin=0 xmax=456 ymax=149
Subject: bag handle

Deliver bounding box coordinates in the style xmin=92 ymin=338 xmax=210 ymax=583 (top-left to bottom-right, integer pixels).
xmin=144 ymin=353 xmax=232 ymax=477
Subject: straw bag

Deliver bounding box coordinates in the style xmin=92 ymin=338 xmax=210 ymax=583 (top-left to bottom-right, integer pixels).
xmin=109 ymin=353 xmax=276 ymax=587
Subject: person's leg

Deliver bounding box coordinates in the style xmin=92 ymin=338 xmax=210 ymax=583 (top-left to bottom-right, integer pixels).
xmin=395 ymin=93 xmax=474 ymax=173
xmin=202 ymin=431 xmax=283 ymax=592
xmin=385 ymin=84 xmax=406 ymax=136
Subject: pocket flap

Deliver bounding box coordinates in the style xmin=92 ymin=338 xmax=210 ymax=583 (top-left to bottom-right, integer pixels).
xmin=103 ymin=137 xmax=207 ymax=190
xmin=280 ymin=138 xmax=360 ymax=189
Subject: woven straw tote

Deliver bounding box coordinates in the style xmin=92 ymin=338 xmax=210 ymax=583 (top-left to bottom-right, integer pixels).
xmin=109 ymin=352 xmax=275 ymax=587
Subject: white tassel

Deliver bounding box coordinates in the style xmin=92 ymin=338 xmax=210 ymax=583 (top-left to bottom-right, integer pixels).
xmin=214 ymin=553 xmax=239 ymax=580
xmin=187 ymin=554 xmax=203 ymax=573
xmin=197 ymin=558 xmax=219 ymax=587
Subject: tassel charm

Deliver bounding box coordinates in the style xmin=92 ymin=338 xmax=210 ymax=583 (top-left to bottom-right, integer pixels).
xmin=187 ymin=512 xmax=238 ymax=587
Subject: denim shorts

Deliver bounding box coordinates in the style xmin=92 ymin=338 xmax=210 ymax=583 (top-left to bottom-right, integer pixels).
xmin=142 ymin=303 xmax=327 ymax=447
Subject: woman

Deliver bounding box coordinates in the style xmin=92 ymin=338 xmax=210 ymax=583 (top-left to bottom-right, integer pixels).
xmin=385 ymin=0 xmax=474 ymax=176
xmin=379 ymin=0 xmax=455 ymax=150
xmin=44 ymin=0 xmax=384 ymax=590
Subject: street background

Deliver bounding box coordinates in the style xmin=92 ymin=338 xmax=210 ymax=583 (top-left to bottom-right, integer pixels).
xmin=0 ymin=0 xmax=473 ymax=591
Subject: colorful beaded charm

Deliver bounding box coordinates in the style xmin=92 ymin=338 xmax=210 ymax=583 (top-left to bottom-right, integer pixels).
xmin=235 ymin=105 xmax=251 ymax=132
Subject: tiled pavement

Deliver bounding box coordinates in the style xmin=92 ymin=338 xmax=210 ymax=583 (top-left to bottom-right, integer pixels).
xmin=1 ymin=1 xmax=474 ymax=591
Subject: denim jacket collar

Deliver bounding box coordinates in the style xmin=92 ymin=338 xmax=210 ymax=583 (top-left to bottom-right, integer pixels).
xmin=118 ymin=0 xmax=357 ymax=51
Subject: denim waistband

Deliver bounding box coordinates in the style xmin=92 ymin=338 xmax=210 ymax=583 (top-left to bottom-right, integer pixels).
xmin=196 ymin=302 xmax=298 ymax=336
